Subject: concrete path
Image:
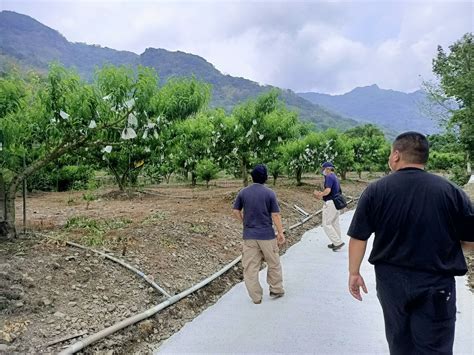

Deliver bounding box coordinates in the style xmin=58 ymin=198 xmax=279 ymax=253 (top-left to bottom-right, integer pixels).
xmin=155 ymin=211 xmax=474 ymax=354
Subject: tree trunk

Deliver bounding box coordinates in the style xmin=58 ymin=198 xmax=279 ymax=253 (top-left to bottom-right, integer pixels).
xmin=241 ymin=159 xmax=248 ymax=187
xmin=109 ymin=166 xmax=125 ymax=191
xmin=467 ymin=152 xmax=471 ymax=174
xmin=341 ymin=170 xmax=347 ymax=180
xmin=0 ymin=174 xmax=6 ymax=221
xmin=1 ymin=181 xmax=20 ymax=239
xmin=120 ymin=173 xmax=128 ymax=192
xmin=296 ymin=167 xmax=302 ymax=186
xmin=191 ymin=172 xmax=197 ymax=186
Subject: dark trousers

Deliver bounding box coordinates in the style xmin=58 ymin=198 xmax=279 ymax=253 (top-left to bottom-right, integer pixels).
xmin=375 ymin=263 xmax=456 ymax=355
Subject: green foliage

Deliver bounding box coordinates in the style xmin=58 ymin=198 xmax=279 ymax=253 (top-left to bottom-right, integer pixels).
xmin=280 ymin=132 xmax=323 ymax=185
xmin=89 ymin=67 xmax=211 ymax=190
xmin=196 ymin=159 xmax=219 ymax=187
xmin=431 ymin=33 xmax=473 ymax=162
xmin=267 ymin=160 xmax=283 ymax=185
xmin=208 ymin=109 xmax=238 ymax=171
xmin=427 ymin=131 xmax=467 ymax=179
xmin=28 ymin=165 xmax=56 ymax=191
xmin=171 ymin=113 xmax=215 ymax=185
xmin=344 ymin=124 xmax=385 ymax=140
xmin=449 ymin=166 xmax=470 ymax=187
xmin=428 ymin=132 xmax=464 ymax=153
xmin=82 ymin=191 xmax=97 ymax=210
xmin=152 ymin=77 xmax=211 ymax=121
xmin=427 ymin=151 xmax=465 ymax=171
xmin=344 ymin=124 xmax=389 ymax=177
xmin=0 ymin=71 xmax=26 ymax=117
xmin=58 ymin=165 xmax=93 ymax=191
xmin=231 ymin=90 xmax=300 ymax=185
xmin=0 ymin=63 xmax=112 ymax=202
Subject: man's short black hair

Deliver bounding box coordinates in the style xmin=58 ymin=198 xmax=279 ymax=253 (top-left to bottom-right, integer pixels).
xmin=251 ymin=164 xmax=268 ymax=184
xmin=393 ymin=131 xmax=429 ymax=164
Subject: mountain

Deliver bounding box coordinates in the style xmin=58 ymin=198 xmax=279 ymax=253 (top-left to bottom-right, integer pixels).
xmin=0 ymin=10 xmax=358 ymax=131
xmin=298 ymin=84 xmax=441 ymax=135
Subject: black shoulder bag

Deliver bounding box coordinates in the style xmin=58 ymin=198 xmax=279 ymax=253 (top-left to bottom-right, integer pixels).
xmin=332 ymin=188 xmax=347 ymax=210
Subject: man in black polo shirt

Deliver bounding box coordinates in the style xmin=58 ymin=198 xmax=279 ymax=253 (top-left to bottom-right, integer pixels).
xmin=347 ymin=132 xmax=474 ymax=355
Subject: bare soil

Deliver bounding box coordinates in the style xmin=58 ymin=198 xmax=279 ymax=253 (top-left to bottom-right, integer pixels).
xmin=1 ymin=175 xmax=472 ymax=354
xmin=0 ymin=176 xmax=366 ymax=354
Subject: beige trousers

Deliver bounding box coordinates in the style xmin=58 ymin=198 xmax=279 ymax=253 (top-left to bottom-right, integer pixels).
xmin=242 ymin=239 xmax=284 ymax=303
xmin=322 ymin=200 xmax=343 ymax=245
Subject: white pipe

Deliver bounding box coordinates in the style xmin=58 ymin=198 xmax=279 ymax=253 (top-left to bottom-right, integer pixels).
xmin=58 ymin=254 xmax=242 ymax=355
xmin=293 ymin=205 xmax=310 ymax=217
xmin=288 ymin=197 xmax=358 ymax=230
xmin=65 ymin=241 xmax=172 ymax=298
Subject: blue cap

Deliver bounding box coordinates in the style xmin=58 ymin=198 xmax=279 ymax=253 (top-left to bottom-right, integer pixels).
xmin=322 ymin=162 xmax=335 ymax=168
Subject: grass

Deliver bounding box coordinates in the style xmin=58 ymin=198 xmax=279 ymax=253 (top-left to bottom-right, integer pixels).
xmin=142 ymin=211 xmax=168 ymax=225
xmin=64 ymin=216 xmax=133 ymax=247
xmin=189 ymin=223 xmax=208 ymax=234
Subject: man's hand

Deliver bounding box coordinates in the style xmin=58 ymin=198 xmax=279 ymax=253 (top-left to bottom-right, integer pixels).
xmin=313 ymin=190 xmax=322 ymax=200
xmin=349 ymin=273 xmax=368 ymax=301
xmin=277 ymin=232 xmax=286 ymax=246
xmin=233 ymin=209 xmax=243 ymax=222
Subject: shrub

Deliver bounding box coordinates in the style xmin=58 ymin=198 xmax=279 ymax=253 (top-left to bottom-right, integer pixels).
xmin=58 ymin=165 xmax=94 ymax=191
xmin=196 ymin=159 xmax=219 ymax=188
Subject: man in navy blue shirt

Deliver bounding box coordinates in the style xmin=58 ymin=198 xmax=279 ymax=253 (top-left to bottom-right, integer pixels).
xmin=314 ymin=162 xmax=345 ymax=251
xmin=233 ymin=164 xmax=285 ymax=304
xmin=348 ymin=132 xmax=474 ymax=354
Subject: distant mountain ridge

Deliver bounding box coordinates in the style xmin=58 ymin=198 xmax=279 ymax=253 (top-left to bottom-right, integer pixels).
xmin=298 ymin=84 xmax=440 ymax=135
xmin=0 ymin=10 xmax=358 ymax=131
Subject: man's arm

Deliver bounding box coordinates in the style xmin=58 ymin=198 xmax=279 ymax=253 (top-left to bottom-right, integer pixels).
xmin=271 ymin=212 xmax=285 ymax=245
xmin=348 ymin=238 xmax=368 ymax=301
xmin=314 ymin=187 xmax=331 ymax=199
xmin=233 ymin=209 xmax=243 ymax=222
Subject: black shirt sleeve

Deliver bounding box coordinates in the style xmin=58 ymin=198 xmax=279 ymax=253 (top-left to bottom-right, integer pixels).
xmin=347 ymin=185 xmax=374 ymax=241
xmin=459 ymin=190 xmax=474 ymax=242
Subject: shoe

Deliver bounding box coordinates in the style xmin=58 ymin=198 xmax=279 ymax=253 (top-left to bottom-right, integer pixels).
xmin=327 ymin=243 xmax=335 ymax=249
xmin=269 ymin=291 xmax=285 ymax=298
xmin=253 ymin=299 xmax=262 ymax=304
xmin=332 ymin=242 xmax=345 ymax=251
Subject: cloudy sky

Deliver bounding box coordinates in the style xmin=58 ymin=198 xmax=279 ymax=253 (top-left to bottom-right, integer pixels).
xmin=2 ymin=0 xmax=472 ymax=94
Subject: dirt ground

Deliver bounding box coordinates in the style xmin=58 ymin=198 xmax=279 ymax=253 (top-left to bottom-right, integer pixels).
xmin=0 ymin=175 xmax=366 ymax=354
xmin=0 ymin=175 xmax=472 ymax=354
